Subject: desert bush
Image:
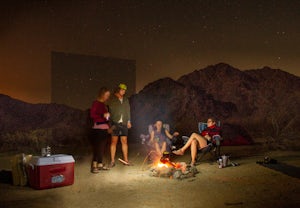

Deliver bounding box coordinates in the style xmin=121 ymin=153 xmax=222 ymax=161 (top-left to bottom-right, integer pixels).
xmin=0 ymin=129 xmax=53 ymax=152
xmin=0 ymin=127 xmax=88 ymax=153
xmin=241 ymin=108 xmax=300 ymax=150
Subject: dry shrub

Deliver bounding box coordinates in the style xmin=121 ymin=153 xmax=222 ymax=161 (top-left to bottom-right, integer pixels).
xmin=0 ymin=127 xmax=88 ymax=153
xmin=241 ymin=108 xmax=299 ymax=150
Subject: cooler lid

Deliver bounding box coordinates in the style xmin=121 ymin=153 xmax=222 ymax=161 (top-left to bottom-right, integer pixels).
xmin=30 ymin=154 xmax=75 ymax=166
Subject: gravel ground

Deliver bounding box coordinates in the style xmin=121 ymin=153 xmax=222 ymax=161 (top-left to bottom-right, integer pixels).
xmin=0 ymin=146 xmax=299 ymax=208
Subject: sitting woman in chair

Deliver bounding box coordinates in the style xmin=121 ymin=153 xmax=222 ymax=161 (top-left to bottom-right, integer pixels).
xmin=172 ymin=117 xmax=221 ymax=166
xmin=150 ymin=120 xmax=179 ymax=157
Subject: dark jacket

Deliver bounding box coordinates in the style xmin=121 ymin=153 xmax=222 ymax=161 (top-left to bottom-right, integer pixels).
xmin=108 ymin=95 xmax=131 ymax=125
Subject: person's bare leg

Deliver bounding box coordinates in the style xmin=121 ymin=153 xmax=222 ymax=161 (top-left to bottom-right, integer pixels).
xmin=173 ymin=133 xmax=207 ymax=155
xmin=154 ymin=143 xmax=161 ymax=156
xmin=192 ymin=133 xmax=207 ymax=149
xmin=181 ymin=133 xmax=203 ymax=152
xmin=110 ymin=136 xmax=118 ymax=163
xmin=160 ymin=142 xmax=167 ymax=155
xmin=120 ymin=136 xmax=128 ymax=162
xmin=191 ymin=140 xmax=198 ymax=164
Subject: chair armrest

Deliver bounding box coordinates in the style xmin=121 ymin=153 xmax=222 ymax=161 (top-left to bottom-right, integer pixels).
xmin=212 ymin=135 xmax=222 ymax=146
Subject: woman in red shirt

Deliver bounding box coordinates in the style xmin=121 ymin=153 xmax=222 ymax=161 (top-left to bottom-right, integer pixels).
xmin=173 ymin=118 xmax=221 ymax=166
xmin=89 ymin=87 xmax=111 ymax=173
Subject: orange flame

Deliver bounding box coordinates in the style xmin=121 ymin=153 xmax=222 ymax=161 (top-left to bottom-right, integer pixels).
xmin=157 ymin=162 xmax=169 ymax=168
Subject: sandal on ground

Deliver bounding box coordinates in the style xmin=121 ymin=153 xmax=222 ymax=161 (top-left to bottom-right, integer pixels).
xmin=109 ymin=162 xmax=115 ymax=168
xmin=118 ymin=158 xmax=133 ymax=166
xmin=98 ymin=164 xmax=110 ymax=171
xmin=91 ymin=161 xmax=100 ymax=174
xmin=124 ymin=161 xmax=133 ymax=166
xmin=190 ymin=162 xmax=196 ymax=167
xmin=172 ymin=149 xmax=184 ymax=156
xmin=91 ymin=167 xmax=100 ymax=174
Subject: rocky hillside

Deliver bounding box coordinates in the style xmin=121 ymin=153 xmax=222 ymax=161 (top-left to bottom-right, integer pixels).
xmin=0 ymin=94 xmax=87 ymax=132
xmin=131 ymin=63 xmax=300 ymax=148
xmin=178 ymin=63 xmax=300 ymax=123
xmin=0 ymin=94 xmax=88 ymax=151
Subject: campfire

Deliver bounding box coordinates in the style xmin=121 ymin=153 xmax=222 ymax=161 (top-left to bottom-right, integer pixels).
xmin=149 ymin=153 xmax=198 ymax=179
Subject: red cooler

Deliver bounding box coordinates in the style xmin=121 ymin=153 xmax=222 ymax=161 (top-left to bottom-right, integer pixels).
xmin=27 ymin=154 xmax=75 ymax=189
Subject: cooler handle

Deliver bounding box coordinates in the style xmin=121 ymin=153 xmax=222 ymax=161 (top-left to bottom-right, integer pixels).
xmin=49 ymin=167 xmax=66 ymax=173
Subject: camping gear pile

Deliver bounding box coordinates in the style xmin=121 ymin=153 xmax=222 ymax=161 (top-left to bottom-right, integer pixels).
xmin=11 ymin=153 xmax=32 ymax=186
xmin=217 ymin=155 xmax=240 ymax=168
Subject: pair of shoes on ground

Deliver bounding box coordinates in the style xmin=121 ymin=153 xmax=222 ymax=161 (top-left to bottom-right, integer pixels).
xmin=91 ymin=163 xmax=110 ymax=174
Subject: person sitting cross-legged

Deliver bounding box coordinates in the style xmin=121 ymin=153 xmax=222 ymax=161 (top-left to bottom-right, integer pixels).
xmin=150 ymin=120 xmax=179 ymax=157
xmin=172 ymin=117 xmax=221 ymax=166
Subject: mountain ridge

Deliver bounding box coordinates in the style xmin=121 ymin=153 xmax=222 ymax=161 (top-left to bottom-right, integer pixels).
xmin=131 ymin=63 xmax=300 ymax=148
xmin=1 ymin=63 xmax=299 ymax=149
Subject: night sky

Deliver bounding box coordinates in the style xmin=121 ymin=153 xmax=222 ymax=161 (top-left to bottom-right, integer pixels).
xmin=0 ymin=0 xmax=299 ymax=103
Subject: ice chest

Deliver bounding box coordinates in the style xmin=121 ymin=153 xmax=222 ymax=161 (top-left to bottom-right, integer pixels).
xmin=27 ymin=154 xmax=75 ymax=190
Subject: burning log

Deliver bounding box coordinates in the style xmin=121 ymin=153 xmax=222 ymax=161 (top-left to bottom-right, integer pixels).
xmin=150 ymin=160 xmax=199 ymax=179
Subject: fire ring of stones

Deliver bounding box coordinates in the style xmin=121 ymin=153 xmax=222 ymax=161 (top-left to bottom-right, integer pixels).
xmin=150 ymin=162 xmax=199 ymax=180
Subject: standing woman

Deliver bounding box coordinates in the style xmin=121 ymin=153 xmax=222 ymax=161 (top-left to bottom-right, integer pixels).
xmin=89 ymin=87 xmax=111 ymax=173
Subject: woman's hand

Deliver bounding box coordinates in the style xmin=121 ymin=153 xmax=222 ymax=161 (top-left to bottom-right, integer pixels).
xmin=127 ymin=121 xmax=132 ymax=129
xmin=204 ymin=134 xmax=211 ymax=141
xmin=173 ymin=132 xmax=179 ymax=137
xmin=104 ymin=112 xmax=110 ymax=120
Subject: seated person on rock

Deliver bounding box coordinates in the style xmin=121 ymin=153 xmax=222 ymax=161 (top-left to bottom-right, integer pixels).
xmin=172 ymin=117 xmax=221 ymax=166
xmin=150 ymin=120 xmax=179 ymax=157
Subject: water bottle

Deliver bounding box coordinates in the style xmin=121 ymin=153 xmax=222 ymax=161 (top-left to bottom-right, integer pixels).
xmin=218 ymin=158 xmax=223 ymax=168
xmin=46 ymin=146 xmax=51 ymax=157
xmin=41 ymin=148 xmax=47 ymax=157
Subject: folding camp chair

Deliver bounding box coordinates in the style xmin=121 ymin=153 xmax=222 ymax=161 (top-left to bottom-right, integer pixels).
xmin=140 ymin=123 xmax=174 ymax=161
xmin=196 ymin=121 xmax=222 ymax=162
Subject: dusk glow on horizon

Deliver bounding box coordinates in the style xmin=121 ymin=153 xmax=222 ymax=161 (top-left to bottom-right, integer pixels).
xmin=0 ymin=0 xmax=299 ymax=103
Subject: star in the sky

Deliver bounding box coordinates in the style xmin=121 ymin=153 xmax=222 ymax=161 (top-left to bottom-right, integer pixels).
xmin=276 ymin=31 xmax=286 ymax=35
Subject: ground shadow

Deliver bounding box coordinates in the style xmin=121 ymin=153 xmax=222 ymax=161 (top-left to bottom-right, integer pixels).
xmin=259 ymin=163 xmax=300 ymax=179
xmin=0 ymin=170 xmax=12 ymax=184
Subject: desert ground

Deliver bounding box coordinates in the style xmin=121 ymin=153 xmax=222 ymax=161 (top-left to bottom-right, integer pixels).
xmin=0 ymin=144 xmax=299 ymax=208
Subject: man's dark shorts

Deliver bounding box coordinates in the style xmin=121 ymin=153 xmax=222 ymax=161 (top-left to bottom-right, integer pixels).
xmin=112 ymin=123 xmax=128 ymax=136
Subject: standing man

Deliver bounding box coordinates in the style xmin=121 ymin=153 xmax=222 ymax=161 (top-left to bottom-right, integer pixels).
xmin=108 ymin=83 xmax=132 ymax=167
